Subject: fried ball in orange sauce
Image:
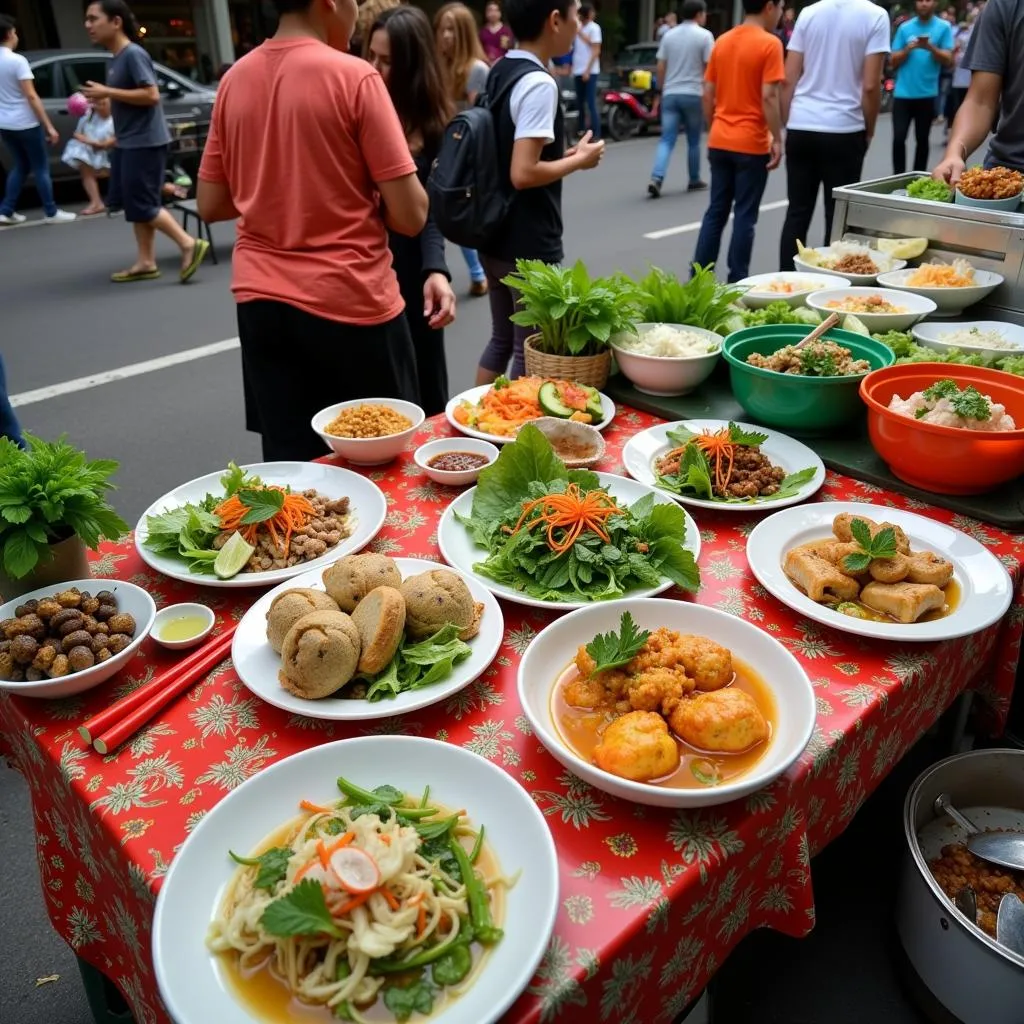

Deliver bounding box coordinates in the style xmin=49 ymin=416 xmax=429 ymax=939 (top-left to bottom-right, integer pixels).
xmin=593 ymin=711 xmax=680 ymax=782
xmin=669 ymin=688 xmax=768 ymax=753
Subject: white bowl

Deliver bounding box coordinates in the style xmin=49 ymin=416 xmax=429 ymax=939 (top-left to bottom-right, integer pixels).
xmin=736 ymin=271 xmax=851 ymax=308
xmin=151 ymin=602 xmax=215 ymax=650
xmin=413 ymin=437 xmax=499 ymax=486
xmin=794 ymin=248 xmax=907 ymax=285
xmin=0 ymin=579 xmax=156 ymax=699
xmin=806 ymin=287 xmax=937 ymax=333
xmin=911 ymin=320 xmax=1024 ymax=362
xmin=611 ymin=323 xmax=722 ymax=397
xmin=517 ymin=598 xmax=816 ymax=808
xmin=513 ymin=417 xmax=605 ymax=468
xmin=876 ymin=268 xmax=1005 ymax=317
xmin=311 ymin=398 xmax=425 ymax=465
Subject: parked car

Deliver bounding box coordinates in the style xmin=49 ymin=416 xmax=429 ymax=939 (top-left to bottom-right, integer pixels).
xmin=0 ymin=50 xmax=215 ymax=183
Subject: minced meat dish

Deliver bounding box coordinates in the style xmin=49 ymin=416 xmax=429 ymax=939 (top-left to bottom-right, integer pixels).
xmin=930 ymin=841 xmax=1024 ymax=938
xmin=656 ymin=444 xmax=786 ymax=499
xmin=746 ymin=339 xmax=870 ymax=377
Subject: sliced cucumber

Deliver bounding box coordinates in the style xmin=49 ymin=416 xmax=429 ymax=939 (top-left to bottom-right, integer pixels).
xmin=582 ymin=385 xmax=604 ymax=422
xmin=537 ymin=381 xmax=574 ymax=419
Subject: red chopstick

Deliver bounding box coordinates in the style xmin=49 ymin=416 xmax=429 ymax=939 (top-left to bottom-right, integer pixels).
xmin=80 ymin=626 xmax=236 ymax=754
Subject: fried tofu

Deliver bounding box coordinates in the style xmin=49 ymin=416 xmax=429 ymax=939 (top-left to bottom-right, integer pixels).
xmin=794 ymin=539 xmax=861 ymax=567
xmin=832 ymin=513 xmax=911 ymax=554
xmin=905 ymin=551 xmax=954 ymax=588
xmin=860 ymin=581 xmax=946 ymax=624
xmin=784 ymin=548 xmax=861 ymax=603
xmin=868 ymin=553 xmax=910 ymax=583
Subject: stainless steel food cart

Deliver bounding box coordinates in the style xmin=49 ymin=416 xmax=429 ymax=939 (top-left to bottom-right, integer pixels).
xmin=831 ymin=172 xmax=1024 ymax=323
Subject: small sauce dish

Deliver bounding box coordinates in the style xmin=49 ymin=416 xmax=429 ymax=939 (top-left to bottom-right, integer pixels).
xmin=414 ymin=437 xmax=499 ymax=486
xmin=152 ymin=603 xmax=215 ymax=650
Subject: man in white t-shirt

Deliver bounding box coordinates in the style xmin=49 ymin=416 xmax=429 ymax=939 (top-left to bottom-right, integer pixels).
xmin=778 ymin=0 xmax=889 ymax=268
xmin=572 ymin=3 xmax=603 ymax=138
xmin=0 ymin=15 xmax=74 ymax=224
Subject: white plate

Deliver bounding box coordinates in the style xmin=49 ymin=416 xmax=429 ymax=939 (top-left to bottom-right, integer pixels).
xmin=437 ymin=472 xmax=701 ymax=611
xmin=621 ymin=419 xmax=826 ymax=512
xmin=876 ymin=268 xmax=1005 ymax=317
xmin=232 ymin=558 xmax=503 ymax=720
xmin=911 ymin=320 xmax=1024 ymax=362
xmin=446 ymin=384 xmax=616 ymax=444
xmin=135 ymin=462 xmax=387 ymax=589
xmin=518 ymin=598 xmax=816 ymax=808
xmin=153 ymin=736 xmax=559 ymax=1024
xmin=794 ymin=248 xmax=907 ymax=285
xmin=746 ymin=501 xmax=1013 ymax=642
xmin=736 ymin=271 xmax=851 ymax=308
xmin=806 ymin=287 xmax=937 ymax=333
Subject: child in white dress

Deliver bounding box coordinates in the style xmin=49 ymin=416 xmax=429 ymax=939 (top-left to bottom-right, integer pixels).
xmin=61 ymin=98 xmax=115 ymax=215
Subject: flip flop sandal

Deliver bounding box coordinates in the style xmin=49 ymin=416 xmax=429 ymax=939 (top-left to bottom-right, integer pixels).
xmin=180 ymin=238 xmax=210 ymax=283
xmin=111 ymin=267 xmax=161 ymax=283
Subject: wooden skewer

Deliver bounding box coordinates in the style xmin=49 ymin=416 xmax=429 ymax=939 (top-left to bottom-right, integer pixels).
xmin=795 ymin=311 xmax=841 ymax=348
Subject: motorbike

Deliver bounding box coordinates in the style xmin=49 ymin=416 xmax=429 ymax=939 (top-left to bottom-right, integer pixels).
xmin=603 ymin=85 xmax=660 ymax=142
xmin=881 ymin=74 xmax=895 ymax=114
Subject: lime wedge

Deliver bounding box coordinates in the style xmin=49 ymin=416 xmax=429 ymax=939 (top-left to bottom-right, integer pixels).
xmin=795 ymin=240 xmax=821 ymax=266
xmin=213 ymin=531 xmax=255 ymax=579
xmin=876 ymin=236 xmax=929 ymax=260
xmin=842 ymin=314 xmax=870 ymax=336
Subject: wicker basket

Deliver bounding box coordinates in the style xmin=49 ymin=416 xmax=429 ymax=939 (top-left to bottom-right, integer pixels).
xmin=523 ymin=336 xmax=612 ymax=389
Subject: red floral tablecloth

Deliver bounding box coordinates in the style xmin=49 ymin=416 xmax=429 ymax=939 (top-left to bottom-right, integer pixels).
xmin=2 ymin=408 xmax=1022 ymax=1024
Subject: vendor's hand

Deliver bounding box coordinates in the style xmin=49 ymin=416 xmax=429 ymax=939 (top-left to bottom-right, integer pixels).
xmin=582 ymin=71 xmax=590 ymax=83
xmin=933 ymin=152 xmax=966 ymax=186
xmin=767 ymin=138 xmax=783 ymax=171
xmin=45 ymin=125 xmax=59 ymax=146
xmin=424 ymin=273 xmax=456 ymax=330
xmin=81 ymin=81 xmax=111 ymax=101
xmin=572 ymin=131 xmax=605 ymax=170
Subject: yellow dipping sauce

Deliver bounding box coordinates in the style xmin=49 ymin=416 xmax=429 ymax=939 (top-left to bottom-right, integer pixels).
xmin=159 ymin=614 xmax=209 ymax=642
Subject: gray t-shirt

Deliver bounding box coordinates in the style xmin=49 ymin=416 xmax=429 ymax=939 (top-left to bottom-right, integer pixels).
xmin=657 ymin=21 xmax=714 ymax=97
xmin=466 ymin=59 xmax=489 ymax=105
xmin=965 ymin=0 xmax=1024 ymax=171
xmin=107 ymin=42 xmax=171 ymax=149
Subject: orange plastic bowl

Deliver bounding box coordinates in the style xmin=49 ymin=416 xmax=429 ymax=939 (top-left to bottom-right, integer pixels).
xmin=859 ymin=363 xmax=1024 ymax=494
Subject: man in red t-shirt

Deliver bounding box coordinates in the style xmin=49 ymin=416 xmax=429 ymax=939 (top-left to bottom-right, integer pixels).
xmin=198 ymin=0 xmax=428 ymax=461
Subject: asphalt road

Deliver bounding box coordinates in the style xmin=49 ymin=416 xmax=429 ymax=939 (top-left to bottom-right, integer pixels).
xmin=0 ymin=116 xmax=933 ymax=1024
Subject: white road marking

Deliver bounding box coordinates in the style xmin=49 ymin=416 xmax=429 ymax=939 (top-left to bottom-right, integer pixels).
xmin=643 ymin=198 xmax=789 ymax=240
xmin=10 ymin=338 xmax=240 ymax=408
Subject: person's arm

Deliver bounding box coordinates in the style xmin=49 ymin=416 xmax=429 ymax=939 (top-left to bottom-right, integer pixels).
xmin=19 ymin=80 xmax=58 ymax=143
xmin=197 ymin=112 xmax=240 ymax=222
xmin=934 ymin=69 xmax=1002 ymax=183
xmin=781 ymin=48 xmax=803 ymax=124
xmin=922 ymin=29 xmax=954 ymax=69
xmin=419 ymin=215 xmax=455 ymax=329
xmin=511 ymin=134 xmax=602 ymax=188
xmin=763 ymin=81 xmax=783 ymax=169
xmin=466 ymin=61 xmax=489 ymax=106
xmin=861 ymin=52 xmax=885 ymax=141
xmin=82 ymin=80 xmax=159 ymax=106
xmin=889 ymin=23 xmax=911 ymax=69
xmin=702 ymin=80 xmax=716 ymax=128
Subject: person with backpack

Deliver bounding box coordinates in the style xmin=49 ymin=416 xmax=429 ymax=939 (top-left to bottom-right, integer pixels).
xmin=429 ymin=0 xmax=603 ymax=384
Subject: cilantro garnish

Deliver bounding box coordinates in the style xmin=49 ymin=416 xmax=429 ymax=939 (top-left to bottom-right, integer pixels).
xmin=950 ymin=385 xmax=991 ymax=421
xmin=922 ymin=379 xmax=960 ymax=401
xmin=260 ymin=878 xmax=343 ymax=938
xmin=229 ymin=846 xmax=291 ymax=891
xmin=798 ymin=346 xmax=839 ymax=377
xmin=842 ymin=518 xmax=898 ymax=574
xmin=585 ymin=611 xmax=651 ymax=675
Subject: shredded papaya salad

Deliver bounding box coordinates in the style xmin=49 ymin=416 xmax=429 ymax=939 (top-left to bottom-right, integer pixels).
xmin=208 ymin=777 xmax=509 ymax=1023
xmin=453 ymin=376 xmax=604 ymax=437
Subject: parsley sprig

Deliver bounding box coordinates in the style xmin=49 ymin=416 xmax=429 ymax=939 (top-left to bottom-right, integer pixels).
xmin=585 ymin=611 xmax=651 ymax=675
xmin=842 ymin=518 xmax=897 ymax=574
xmin=918 ymin=379 xmax=992 ymax=422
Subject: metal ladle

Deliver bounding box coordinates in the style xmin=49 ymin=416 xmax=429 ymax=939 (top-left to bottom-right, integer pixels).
xmin=996 ymin=893 xmax=1024 ymax=957
xmin=934 ymin=793 xmax=1024 ymax=871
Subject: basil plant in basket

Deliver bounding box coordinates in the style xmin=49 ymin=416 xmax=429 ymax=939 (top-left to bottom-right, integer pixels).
xmin=0 ymin=434 xmax=129 ymax=585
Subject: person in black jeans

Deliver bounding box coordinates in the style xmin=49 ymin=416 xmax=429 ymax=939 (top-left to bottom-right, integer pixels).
xmin=0 ymin=355 xmax=24 ymax=447
xmin=892 ymin=96 xmax=936 ymax=172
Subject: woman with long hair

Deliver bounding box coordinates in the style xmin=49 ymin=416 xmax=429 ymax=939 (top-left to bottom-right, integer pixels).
xmin=82 ymin=0 xmax=208 ymax=283
xmin=434 ymin=1 xmax=490 ymax=298
xmin=368 ymin=6 xmax=456 ymax=416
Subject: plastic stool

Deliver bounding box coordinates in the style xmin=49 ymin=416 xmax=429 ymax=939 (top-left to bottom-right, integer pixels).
xmin=76 ymin=956 xmax=135 ymax=1024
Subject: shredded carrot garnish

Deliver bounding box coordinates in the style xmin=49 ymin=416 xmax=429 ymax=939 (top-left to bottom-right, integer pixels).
xmin=329 ymin=889 xmax=376 ymax=917
xmin=506 ymin=482 xmax=622 ymax=555
xmin=379 ymin=834 xmax=391 ymax=846
xmin=317 ymin=840 xmax=329 ymax=870
xmin=214 ymin=487 xmax=317 ymax=557
xmin=382 ymin=888 xmax=401 ymax=911
xmin=325 ymin=832 xmax=355 ymax=857
xmin=300 ymin=800 xmax=331 ymax=813
xmin=664 ymin=428 xmax=738 ymax=495
xmin=407 ymin=892 xmax=426 ymax=906
xmin=416 ymin=904 xmax=427 ymax=938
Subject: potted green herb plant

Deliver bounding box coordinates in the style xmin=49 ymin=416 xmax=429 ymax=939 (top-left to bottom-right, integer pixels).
xmin=0 ymin=435 xmax=130 ymax=601
xmin=503 ymin=259 xmax=642 ymax=388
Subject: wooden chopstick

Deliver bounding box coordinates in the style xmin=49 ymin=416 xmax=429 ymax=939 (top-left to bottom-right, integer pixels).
xmin=795 ymin=311 xmax=840 ymax=348
xmin=79 ymin=625 xmax=236 ymax=751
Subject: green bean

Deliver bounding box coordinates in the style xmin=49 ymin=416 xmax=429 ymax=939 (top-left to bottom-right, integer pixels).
xmin=469 ymin=825 xmax=485 ymax=864
xmin=419 ymin=785 xmax=430 ymax=808
xmin=336 ymin=777 xmax=403 ymax=807
xmin=449 ymin=838 xmax=503 ymax=945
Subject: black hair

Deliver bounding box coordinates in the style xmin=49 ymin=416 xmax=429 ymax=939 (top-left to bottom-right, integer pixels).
xmin=505 ymin=0 xmax=574 ymax=41
xmin=88 ymin=1 xmax=141 ymax=41
xmin=372 ymin=6 xmax=452 ymax=149
xmin=272 ymin=0 xmax=316 ymax=12
xmin=0 ymin=15 xmax=15 ymax=43
xmin=579 ymin=3 xmax=594 ymax=17
xmin=681 ymin=0 xmax=706 ymax=20
xmin=742 ymin=0 xmax=778 ymax=14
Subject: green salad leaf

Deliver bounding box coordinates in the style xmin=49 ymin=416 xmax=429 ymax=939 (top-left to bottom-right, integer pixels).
xmin=741 ymin=301 xmax=822 ymax=327
xmin=260 ymin=879 xmax=342 ymax=938
xmin=229 ymin=846 xmax=291 ymax=891
xmin=636 ymin=263 xmax=747 ymax=333
xmin=362 ymin=625 xmax=472 ymax=702
xmin=458 ymin=425 xmax=700 ymax=602
xmin=382 ymin=980 xmax=436 ymax=1022
xmin=906 ymin=177 xmax=953 ymax=203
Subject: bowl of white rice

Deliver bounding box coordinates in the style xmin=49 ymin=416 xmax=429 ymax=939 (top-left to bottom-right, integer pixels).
xmin=911 ymin=320 xmax=1024 ymax=362
xmin=610 ymin=322 xmax=722 ymax=396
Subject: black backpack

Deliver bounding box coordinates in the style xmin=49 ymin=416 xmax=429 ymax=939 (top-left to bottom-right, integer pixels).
xmin=427 ymin=62 xmax=538 ymax=250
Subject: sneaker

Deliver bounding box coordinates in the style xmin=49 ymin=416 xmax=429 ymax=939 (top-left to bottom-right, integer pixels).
xmin=0 ymin=212 xmax=23 ymax=225
xmin=647 ymin=178 xmax=662 ymax=198
xmin=469 ymin=279 xmax=488 ymax=297
xmin=44 ymin=209 xmax=76 ymax=224
xmin=687 ymin=180 xmax=709 ymax=191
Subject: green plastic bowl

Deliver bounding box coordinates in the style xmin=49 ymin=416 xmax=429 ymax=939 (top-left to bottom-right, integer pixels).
xmin=722 ymin=325 xmax=896 ymax=434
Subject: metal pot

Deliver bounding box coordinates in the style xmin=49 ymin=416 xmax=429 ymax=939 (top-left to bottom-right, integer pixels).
xmin=897 ymin=749 xmax=1024 ymax=1024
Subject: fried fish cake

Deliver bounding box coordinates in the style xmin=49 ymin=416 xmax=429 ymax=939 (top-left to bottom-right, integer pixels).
xmin=593 ymin=711 xmax=680 ymax=782
xmin=669 ymin=688 xmax=769 ymax=753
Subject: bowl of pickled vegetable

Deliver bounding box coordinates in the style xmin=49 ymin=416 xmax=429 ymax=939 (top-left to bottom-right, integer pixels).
xmin=722 ymin=325 xmax=896 ymax=434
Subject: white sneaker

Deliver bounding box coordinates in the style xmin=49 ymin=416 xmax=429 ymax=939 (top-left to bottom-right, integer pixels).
xmin=0 ymin=212 xmax=24 ymax=225
xmin=44 ymin=209 xmax=76 ymax=224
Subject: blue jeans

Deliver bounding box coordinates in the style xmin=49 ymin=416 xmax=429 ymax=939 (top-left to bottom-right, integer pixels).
xmin=692 ymin=148 xmax=770 ymax=283
xmin=460 ymin=246 xmax=485 ymax=283
xmin=0 ymin=126 xmax=57 ymax=217
xmin=651 ymin=93 xmax=703 ymax=185
xmin=574 ymin=74 xmax=601 ymax=139
xmin=0 ymin=355 xmax=24 ymax=447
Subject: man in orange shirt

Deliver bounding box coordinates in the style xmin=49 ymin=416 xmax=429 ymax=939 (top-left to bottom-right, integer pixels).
xmin=692 ymin=0 xmax=785 ymax=282
xmin=197 ymin=0 xmax=428 ymax=461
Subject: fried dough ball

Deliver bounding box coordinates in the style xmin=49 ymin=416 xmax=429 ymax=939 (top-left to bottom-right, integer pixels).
xmin=68 ymin=646 xmax=96 ymax=671
xmin=323 ymin=554 xmax=402 ymax=613
xmin=107 ymin=634 xmax=132 ymax=655
xmin=81 ymin=596 xmax=101 ymax=615
xmin=8 ymin=613 xmax=45 ymax=640
xmin=25 ymin=667 xmax=45 ymax=682
xmin=48 ymin=654 xmax=70 ymax=678
xmin=62 ymin=630 xmax=93 ymax=653
xmin=669 ymin=688 xmax=769 ymax=753
xmin=564 ymin=674 xmax=613 ymax=709
xmin=107 ymin=613 xmax=136 ymax=636
xmin=95 ymin=604 xmax=117 ymax=622
xmin=96 ymin=648 xmax=112 ymax=663
xmin=0 ymin=651 xmax=14 ymax=678
xmin=653 ymin=634 xmax=733 ymax=691
xmin=55 ymin=589 xmax=83 ymax=609
xmin=32 ymin=643 xmax=58 ymax=672
xmin=35 ymin=599 xmax=62 ymax=621
xmin=627 ymin=670 xmax=688 ymax=716
xmin=58 ymin=615 xmax=86 ymax=637
xmin=10 ymin=635 xmax=39 ymax=664
xmin=400 ymin=569 xmax=481 ymax=641
xmin=14 ymin=600 xmax=38 ymax=617
xmin=593 ymin=711 xmax=680 ymax=782
xmin=266 ymin=588 xmax=340 ymax=654
xmin=279 ymin=611 xmax=361 ymax=699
